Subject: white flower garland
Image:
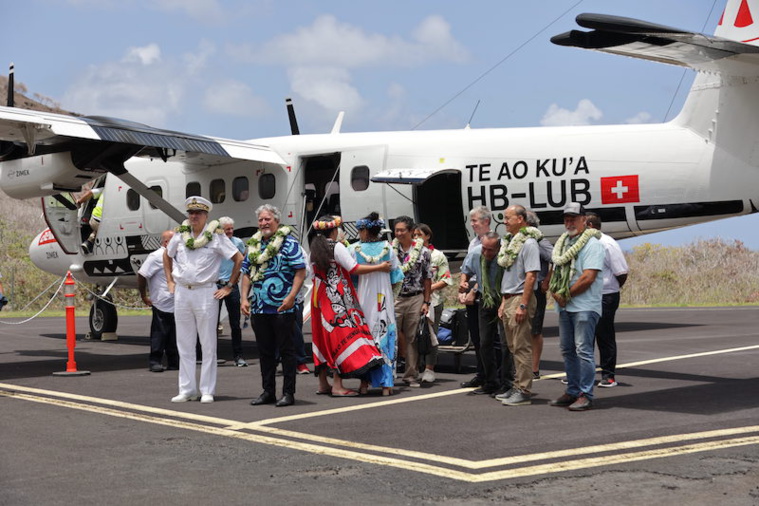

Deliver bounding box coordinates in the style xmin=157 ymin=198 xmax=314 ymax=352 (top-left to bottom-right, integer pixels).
xmin=392 ymin=237 xmax=424 ymax=274
xmin=551 ymin=228 xmax=601 ymax=266
xmin=497 ymin=226 xmax=543 ymax=270
xmin=245 ymin=225 xmax=291 ymax=282
xmin=549 ymin=228 xmax=602 ymax=300
xmin=354 ymin=242 xmax=391 ymax=264
xmin=176 ymin=219 xmax=222 ymax=250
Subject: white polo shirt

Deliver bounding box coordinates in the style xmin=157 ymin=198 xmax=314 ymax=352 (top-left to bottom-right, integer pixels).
xmin=599 ymin=233 xmax=629 ymax=294
xmin=138 ymin=246 xmax=174 ymax=313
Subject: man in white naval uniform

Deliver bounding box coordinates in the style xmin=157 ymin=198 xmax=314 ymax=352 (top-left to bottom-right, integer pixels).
xmin=164 ymin=196 xmax=243 ymax=404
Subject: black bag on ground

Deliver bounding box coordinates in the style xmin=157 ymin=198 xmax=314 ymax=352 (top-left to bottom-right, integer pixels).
xmin=438 ymin=307 xmax=468 ymax=346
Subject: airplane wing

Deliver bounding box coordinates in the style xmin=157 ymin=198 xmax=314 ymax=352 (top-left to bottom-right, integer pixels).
xmin=0 ymin=106 xmax=285 ymax=165
xmin=0 ymin=106 xmax=286 ymax=221
xmin=551 ymin=13 xmax=759 ymax=71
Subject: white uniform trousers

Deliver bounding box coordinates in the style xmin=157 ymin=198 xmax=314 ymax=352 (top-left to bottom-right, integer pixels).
xmin=174 ymin=284 xmax=218 ymax=396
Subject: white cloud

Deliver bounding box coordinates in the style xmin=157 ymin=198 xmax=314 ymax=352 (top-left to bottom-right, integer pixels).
xmin=226 ymin=14 xmax=468 ymax=115
xmin=540 ymin=99 xmax=602 ymax=126
xmin=626 ymin=111 xmax=654 ymax=124
xmin=152 ymin=0 xmax=226 ymax=24
xmin=288 ymin=67 xmax=363 ymax=112
xmin=203 ymin=79 xmax=269 ymax=117
xmin=242 ymin=14 xmax=469 ymax=68
xmin=124 ymin=43 xmax=161 ymax=65
xmin=62 ymin=44 xmax=184 ymax=126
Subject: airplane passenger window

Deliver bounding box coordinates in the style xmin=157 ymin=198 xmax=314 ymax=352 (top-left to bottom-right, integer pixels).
xmin=211 ymin=179 xmax=225 ymax=204
xmin=259 ymin=173 xmax=276 ymax=200
xmin=351 ymin=166 xmax=370 ymax=191
xmin=148 ymin=186 xmax=162 ymax=209
xmin=186 ymin=182 xmax=201 ymax=198
xmin=126 ymin=189 xmax=140 ymax=211
xmin=233 ymin=177 xmax=249 ymax=202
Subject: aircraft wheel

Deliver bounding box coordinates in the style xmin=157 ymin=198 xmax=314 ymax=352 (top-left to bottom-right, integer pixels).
xmin=89 ymin=298 xmax=118 ymax=339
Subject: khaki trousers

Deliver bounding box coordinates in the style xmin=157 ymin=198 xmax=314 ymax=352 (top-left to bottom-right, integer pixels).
xmin=501 ymin=294 xmax=536 ymax=393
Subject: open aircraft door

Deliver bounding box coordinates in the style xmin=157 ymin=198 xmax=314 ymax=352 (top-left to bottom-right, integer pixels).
xmin=372 ymin=168 xmax=468 ymax=253
xmin=41 ymin=192 xmax=81 ymax=254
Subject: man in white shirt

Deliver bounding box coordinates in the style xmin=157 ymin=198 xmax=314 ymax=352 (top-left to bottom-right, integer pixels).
xmin=586 ymin=212 xmax=629 ymax=388
xmin=137 ymin=230 xmax=179 ymax=373
xmin=164 ymin=197 xmax=243 ymax=404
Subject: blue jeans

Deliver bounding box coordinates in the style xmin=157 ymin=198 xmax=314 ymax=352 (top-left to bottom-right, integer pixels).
xmin=558 ymin=310 xmax=599 ymax=399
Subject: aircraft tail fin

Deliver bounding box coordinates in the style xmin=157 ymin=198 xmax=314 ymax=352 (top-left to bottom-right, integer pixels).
xmin=714 ymin=0 xmax=759 ymax=43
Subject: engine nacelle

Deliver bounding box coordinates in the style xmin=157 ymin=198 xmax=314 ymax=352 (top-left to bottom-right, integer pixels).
xmin=0 ymin=152 xmax=96 ymax=199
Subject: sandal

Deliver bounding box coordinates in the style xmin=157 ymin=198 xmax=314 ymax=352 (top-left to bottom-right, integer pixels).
xmin=315 ymin=388 xmax=332 ymax=395
xmin=330 ymin=389 xmax=359 ymax=397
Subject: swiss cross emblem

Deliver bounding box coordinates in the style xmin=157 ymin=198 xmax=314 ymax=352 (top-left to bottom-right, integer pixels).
xmin=601 ymin=175 xmax=640 ymax=204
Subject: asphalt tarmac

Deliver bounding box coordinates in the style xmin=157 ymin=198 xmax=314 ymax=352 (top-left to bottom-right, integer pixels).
xmin=1 ymin=307 xmax=759 ymax=505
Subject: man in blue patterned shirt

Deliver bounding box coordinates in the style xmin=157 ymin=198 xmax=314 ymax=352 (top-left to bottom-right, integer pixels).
xmin=241 ymin=205 xmax=307 ymax=408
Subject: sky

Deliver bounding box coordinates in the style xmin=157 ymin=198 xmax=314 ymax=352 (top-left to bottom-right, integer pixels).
xmin=2 ymin=0 xmax=756 ymax=250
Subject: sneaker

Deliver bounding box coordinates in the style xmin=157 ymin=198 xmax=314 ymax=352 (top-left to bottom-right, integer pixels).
xmin=200 ymin=394 xmax=214 ymax=404
xmin=421 ymin=369 xmax=436 ymax=384
xmin=296 ymin=363 xmax=310 ymax=375
xmin=568 ymin=393 xmax=593 ymax=411
xmin=460 ymin=376 xmax=483 ymax=388
xmin=560 ymin=378 xmax=569 ymax=385
xmin=533 ymin=371 xmax=540 ymax=380
xmin=217 ymin=324 xmax=223 ymax=337
xmin=550 ymin=393 xmax=577 ymax=407
xmin=149 ymin=363 xmax=164 ymax=373
xmin=495 ymin=388 xmax=517 ymax=401
xmin=502 ymin=390 xmax=532 ymax=406
xmin=234 ymin=357 xmax=248 ymax=367
xmin=80 ymin=240 xmax=93 ymax=255
xmin=396 ymin=358 xmax=406 ymax=374
xmin=171 ymin=393 xmax=198 ymax=403
xmin=403 ymin=378 xmax=421 ymax=388
xmin=598 ymin=377 xmax=617 ymax=388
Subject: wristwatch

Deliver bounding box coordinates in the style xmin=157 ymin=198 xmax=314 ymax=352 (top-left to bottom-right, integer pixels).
xmin=424 ymin=300 xmax=431 ymax=305
xmin=519 ymin=303 xmax=527 ymax=310
xmin=225 ymin=281 xmax=235 ymax=288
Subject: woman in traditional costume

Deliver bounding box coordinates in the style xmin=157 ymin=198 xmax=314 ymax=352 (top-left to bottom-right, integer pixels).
xmin=349 ymin=212 xmax=404 ymax=396
xmin=413 ymin=223 xmax=453 ymax=384
xmin=309 ymin=215 xmax=391 ymax=397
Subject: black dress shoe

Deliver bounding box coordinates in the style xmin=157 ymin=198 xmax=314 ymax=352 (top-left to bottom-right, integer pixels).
xmin=460 ymin=376 xmax=483 ymax=388
xmin=250 ymin=392 xmax=275 ymax=406
xmin=275 ymin=393 xmax=294 ymax=407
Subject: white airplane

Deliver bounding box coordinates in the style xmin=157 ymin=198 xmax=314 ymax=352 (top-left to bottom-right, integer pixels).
xmin=1 ymin=0 xmax=758 ymax=337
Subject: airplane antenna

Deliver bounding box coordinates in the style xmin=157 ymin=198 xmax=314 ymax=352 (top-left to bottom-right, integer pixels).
xmin=466 ymin=100 xmax=481 ymax=128
xmin=286 ymin=97 xmax=300 ymax=135
xmin=412 ymin=0 xmax=583 ymax=130
xmin=7 ymin=63 xmax=14 ymax=107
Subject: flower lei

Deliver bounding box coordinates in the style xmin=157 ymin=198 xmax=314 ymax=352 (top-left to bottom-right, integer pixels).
xmin=354 ymin=241 xmax=391 ymax=264
xmin=497 ymin=226 xmax=543 ymax=270
xmin=176 ymin=219 xmax=222 ymax=250
xmin=548 ymin=228 xmax=602 ymax=301
xmin=392 ymin=237 xmax=424 ymax=274
xmin=245 ymin=225 xmax=291 ymax=282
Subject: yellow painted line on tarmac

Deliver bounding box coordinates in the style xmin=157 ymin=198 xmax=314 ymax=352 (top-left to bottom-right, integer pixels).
xmin=3 ymin=387 xmax=759 ymax=482
xmin=250 ymin=424 xmax=759 ymax=470
xmin=2 ymin=342 xmax=759 ymax=482
xmin=227 ymin=387 xmax=469 ymax=429
xmin=0 ymin=389 xmax=474 ymax=482
xmin=467 ymin=435 xmax=759 ymax=482
xmin=614 ymin=344 xmax=759 ymax=369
